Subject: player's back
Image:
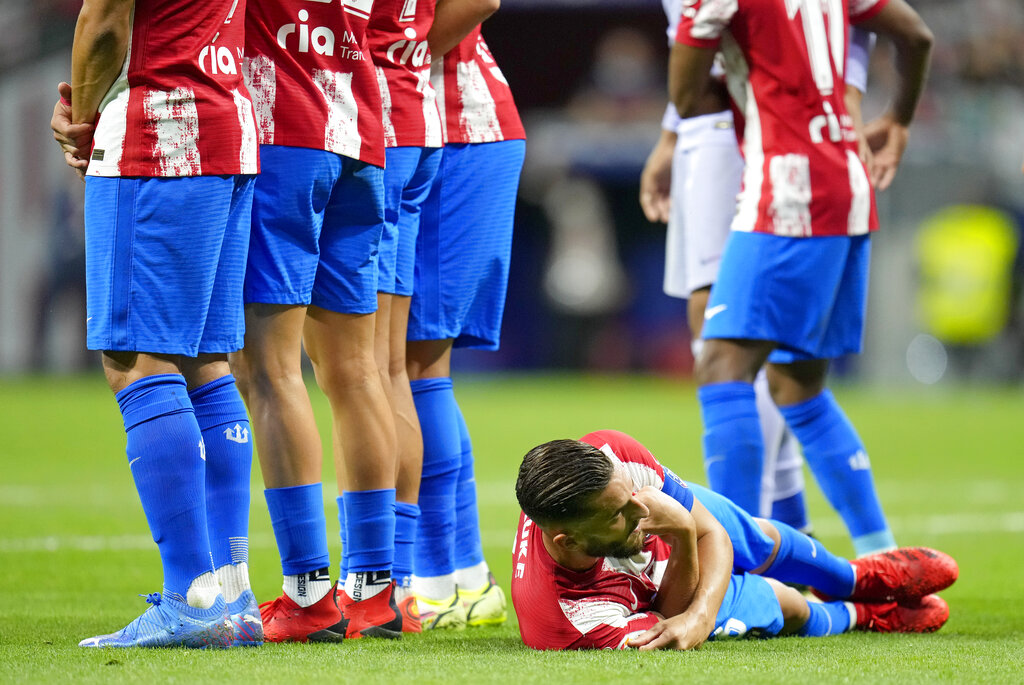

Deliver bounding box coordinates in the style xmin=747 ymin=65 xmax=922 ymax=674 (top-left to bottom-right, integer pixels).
xmin=243 ymin=0 xmax=385 ymax=165
xmin=89 ymin=0 xmax=257 ymax=177
xmin=679 ymin=0 xmax=881 ymax=236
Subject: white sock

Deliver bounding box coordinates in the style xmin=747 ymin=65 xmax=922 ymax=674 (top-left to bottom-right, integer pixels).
xmin=454 ymin=561 xmax=490 ymax=592
xmin=412 ymin=573 xmax=456 ymax=601
xmin=345 ymin=571 xmax=391 ymax=601
xmin=185 ymin=571 xmax=221 ymax=610
xmin=843 ymin=602 xmax=858 ymax=631
xmin=216 ymin=562 xmax=251 ymax=604
xmin=284 ymin=568 xmax=332 ymax=608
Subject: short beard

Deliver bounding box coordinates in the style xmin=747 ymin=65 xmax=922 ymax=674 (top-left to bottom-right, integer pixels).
xmin=581 ymin=529 xmax=646 ymax=559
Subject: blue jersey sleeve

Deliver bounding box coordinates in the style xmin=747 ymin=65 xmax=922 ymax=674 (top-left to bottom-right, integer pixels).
xmin=661 ymin=467 xmax=695 ymax=511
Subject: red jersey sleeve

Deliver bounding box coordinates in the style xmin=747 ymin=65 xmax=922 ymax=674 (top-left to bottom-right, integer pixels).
xmin=850 ymin=0 xmax=891 ymax=24
xmin=674 ymin=0 xmax=737 ymax=50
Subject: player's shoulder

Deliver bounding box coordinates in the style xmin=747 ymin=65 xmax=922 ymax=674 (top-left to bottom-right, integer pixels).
xmin=580 ymin=430 xmax=665 ymax=484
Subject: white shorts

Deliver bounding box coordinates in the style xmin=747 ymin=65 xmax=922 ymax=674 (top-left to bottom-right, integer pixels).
xmin=663 ymin=110 xmax=744 ymax=298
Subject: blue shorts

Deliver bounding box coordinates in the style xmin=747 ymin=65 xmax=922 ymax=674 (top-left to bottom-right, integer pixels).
xmin=378 ymin=146 xmax=442 ymax=296
xmin=689 ymin=483 xmax=776 ymax=572
xmin=84 ymin=174 xmax=254 ymax=356
xmin=711 ymin=573 xmax=785 ymax=639
xmin=703 ymin=232 xmax=871 ymax=362
xmin=244 ymin=145 xmax=384 ymax=314
xmin=408 ymin=140 xmax=525 ymax=349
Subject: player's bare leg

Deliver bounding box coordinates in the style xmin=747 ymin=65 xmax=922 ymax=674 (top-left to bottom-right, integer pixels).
xmin=304 ymin=306 xmax=402 ymax=639
xmin=374 ymin=292 xmax=424 ymax=631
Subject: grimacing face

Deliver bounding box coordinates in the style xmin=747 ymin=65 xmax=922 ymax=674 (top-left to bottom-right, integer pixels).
xmin=570 ymin=464 xmax=650 ymax=559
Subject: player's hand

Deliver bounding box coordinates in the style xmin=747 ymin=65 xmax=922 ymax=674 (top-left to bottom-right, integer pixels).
xmin=635 ymin=486 xmax=695 ymax=542
xmin=639 ymin=132 xmax=675 ymax=223
xmin=864 ymin=114 xmax=909 ymax=191
xmin=51 ymin=82 xmax=93 ymax=181
xmin=628 ymin=609 xmax=711 ymax=651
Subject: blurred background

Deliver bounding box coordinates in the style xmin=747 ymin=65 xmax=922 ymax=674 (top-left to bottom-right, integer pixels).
xmin=2 ymin=0 xmax=1023 ymax=385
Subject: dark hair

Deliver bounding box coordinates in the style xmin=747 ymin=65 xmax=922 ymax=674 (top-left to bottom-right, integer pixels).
xmin=516 ymin=439 xmax=614 ymax=527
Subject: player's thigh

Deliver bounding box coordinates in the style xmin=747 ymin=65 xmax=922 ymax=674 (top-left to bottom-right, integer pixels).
xmin=688 ymin=483 xmax=777 ymax=570
xmin=245 ymin=145 xmax=340 ymax=307
xmin=711 ymin=573 xmax=785 ymax=640
xmin=705 ymin=232 xmax=849 ymax=357
xmin=84 ymin=175 xmax=243 ymax=357
xmin=384 ymin=146 xmax=442 ymax=298
xmin=199 ymin=175 xmax=256 ymax=354
xmin=766 ymin=234 xmax=870 ymax=364
xmin=408 ymin=140 xmax=524 ymax=350
xmin=313 ymin=157 xmax=385 ymax=315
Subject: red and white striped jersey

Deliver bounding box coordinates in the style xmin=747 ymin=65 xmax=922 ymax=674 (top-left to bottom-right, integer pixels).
xmin=87 ymin=0 xmax=258 ymax=178
xmin=243 ymin=0 xmax=385 ymax=167
xmin=511 ymin=430 xmax=693 ymax=650
xmin=511 ymin=511 xmax=668 ymax=650
xmin=367 ymin=0 xmax=443 ymax=148
xmin=676 ymin=0 xmax=889 ymax=237
xmin=431 ymin=27 xmax=525 ymax=145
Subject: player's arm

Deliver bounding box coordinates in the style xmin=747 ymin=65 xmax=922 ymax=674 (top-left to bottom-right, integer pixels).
xmin=71 ymin=0 xmax=133 ymax=127
xmin=854 ymin=0 xmax=933 ymax=190
xmin=628 ymin=488 xmax=732 ymax=651
xmin=428 ymin=0 xmax=498 ymax=59
xmin=639 ymin=107 xmax=678 ymax=223
xmin=668 ymin=43 xmax=717 ymax=119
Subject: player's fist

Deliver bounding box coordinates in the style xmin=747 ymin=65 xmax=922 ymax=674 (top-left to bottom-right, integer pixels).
xmin=51 ymin=82 xmax=94 ymax=181
xmin=635 ymin=486 xmax=695 ymax=541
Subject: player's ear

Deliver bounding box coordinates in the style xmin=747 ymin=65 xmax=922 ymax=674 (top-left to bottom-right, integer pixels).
xmin=551 ymin=531 xmax=581 ymax=552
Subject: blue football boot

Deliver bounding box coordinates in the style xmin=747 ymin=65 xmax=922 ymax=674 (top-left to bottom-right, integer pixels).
xmin=79 ymin=593 xmax=232 ymax=648
xmin=227 ymin=590 xmax=264 ymax=647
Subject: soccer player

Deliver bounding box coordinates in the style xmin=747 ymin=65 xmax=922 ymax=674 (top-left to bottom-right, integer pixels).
xmin=54 ymin=0 xmax=260 ymax=648
xmin=512 ymin=430 xmax=958 ymax=650
xmin=640 ymin=19 xmax=888 ymax=547
xmin=230 ymin=0 xmax=401 ymax=641
xmin=405 ymin=0 xmax=526 ymax=629
xmin=672 ymin=0 xmax=933 ymax=555
xmin=335 ymin=0 xmax=446 ymax=634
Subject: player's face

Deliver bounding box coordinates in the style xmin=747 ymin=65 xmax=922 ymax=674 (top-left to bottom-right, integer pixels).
xmin=573 ymin=466 xmax=650 ymax=559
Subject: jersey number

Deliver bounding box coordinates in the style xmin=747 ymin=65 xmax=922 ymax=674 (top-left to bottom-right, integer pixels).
xmin=785 ymin=0 xmax=846 ymax=96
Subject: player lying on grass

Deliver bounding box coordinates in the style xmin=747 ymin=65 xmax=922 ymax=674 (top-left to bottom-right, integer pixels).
xmin=511 ymin=430 xmax=958 ymax=650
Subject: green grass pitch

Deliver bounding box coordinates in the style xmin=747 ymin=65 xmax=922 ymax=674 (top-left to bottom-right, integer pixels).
xmin=1 ymin=374 xmax=1023 ymax=683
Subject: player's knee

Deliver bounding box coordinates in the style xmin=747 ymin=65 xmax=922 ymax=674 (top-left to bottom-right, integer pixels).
xmin=694 ymin=339 xmax=762 ymax=386
xmin=309 ymin=351 xmax=378 ymax=399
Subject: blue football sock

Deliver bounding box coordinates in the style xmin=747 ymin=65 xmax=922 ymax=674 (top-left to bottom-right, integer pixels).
xmin=797 ymin=601 xmax=854 ymax=637
xmin=697 ymin=382 xmax=763 ymax=515
xmin=778 ymin=390 xmax=895 ymax=556
xmin=411 ymin=377 xmax=461 ymax=578
xmin=772 ymin=492 xmax=811 ymax=533
xmin=189 ymin=374 xmax=252 ymax=570
xmin=453 ymin=405 xmax=484 ymax=571
xmin=265 ymin=483 xmax=330 ymax=576
xmin=116 ymin=374 xmax=213 ymax=602
xmin=343 ymin=488 xmax=396 ymax=573
xmin=764 ymin=520 xmax=855 ymax=598
xmin=393 ymin=502 xmax=420 ymax=589
xmin=337 ymin=494 xmax=349 ymax=579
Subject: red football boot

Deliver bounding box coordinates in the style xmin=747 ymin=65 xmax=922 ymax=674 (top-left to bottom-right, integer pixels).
xmin=336 ymin=581 xmax=403 ymax=639
xmin=848 ymin=547 xmax=959 ymax=603
xmin=258 ymin=587 xmax=346 ymax=643
xmin=855 ymin=594 xmax=949 ymax=633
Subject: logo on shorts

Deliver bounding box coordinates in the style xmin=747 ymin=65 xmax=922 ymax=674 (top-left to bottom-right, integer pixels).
xmin=704 ymin=304 xmax=728 ymax=321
